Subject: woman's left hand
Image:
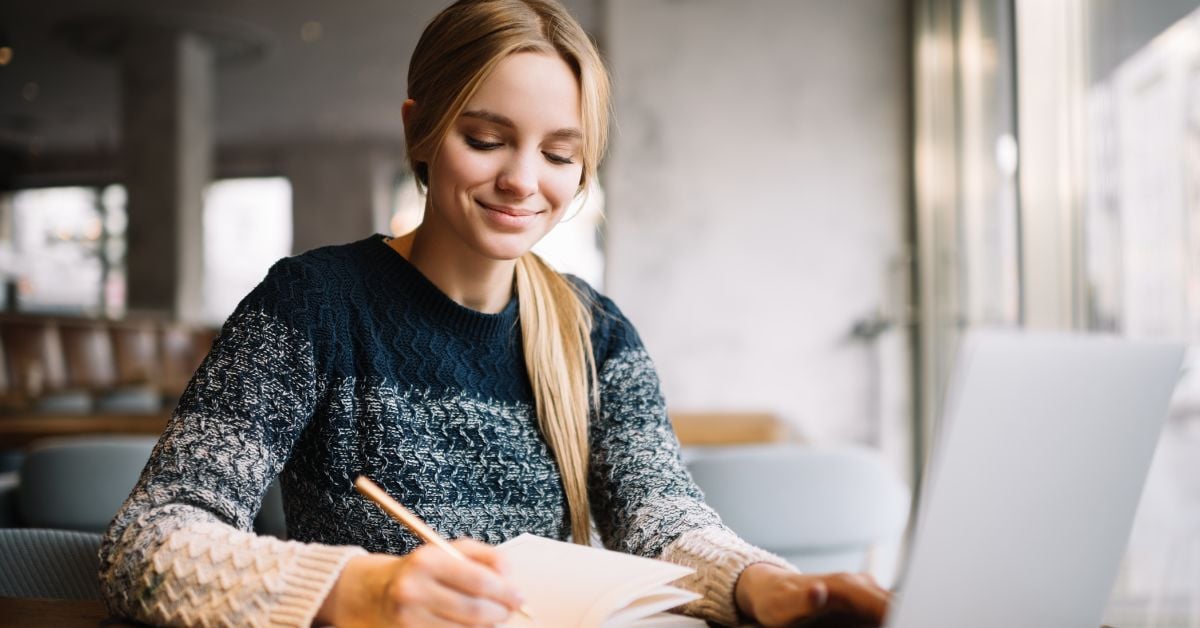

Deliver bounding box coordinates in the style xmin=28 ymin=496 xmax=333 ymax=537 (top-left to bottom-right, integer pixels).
xmin=734 ymin=563 xmax=891 ymax=627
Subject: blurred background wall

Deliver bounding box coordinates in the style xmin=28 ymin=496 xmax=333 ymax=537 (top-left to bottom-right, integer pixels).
xmin=603 ymin=0 xmax=911 ymax=457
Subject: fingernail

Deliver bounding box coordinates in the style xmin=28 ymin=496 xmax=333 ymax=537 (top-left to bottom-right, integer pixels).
xmin=812 ymin=583 xmax=829 ymax=608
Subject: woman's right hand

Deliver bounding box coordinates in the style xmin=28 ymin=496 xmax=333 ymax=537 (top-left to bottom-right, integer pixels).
xmin=316 ymin=538 xmax=525 ymax=627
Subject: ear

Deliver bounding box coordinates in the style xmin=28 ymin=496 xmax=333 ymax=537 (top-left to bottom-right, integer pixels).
xmin=401 ymin=99 xmax=416 ymax=127
xmin=401 ymin=98 xmax=430 ymax=165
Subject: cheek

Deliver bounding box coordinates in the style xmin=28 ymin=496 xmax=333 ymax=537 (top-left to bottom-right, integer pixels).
xmin=544 ymin=167 xmax=585 ymax=210
xmin=434 ymin=146 xmax=497 ymax=192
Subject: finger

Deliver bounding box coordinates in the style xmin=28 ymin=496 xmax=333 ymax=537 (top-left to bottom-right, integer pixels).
xmin=452 ymin=537 xmax=514 ymax=578
xmin=823 ymin=573 xmax=891 ymax=621
xmin=746 ymin=575 xmax=826 ymax=626
xmin=402 ymin=604 xmax=488 ymax=628
xmin=420 ymin=543 xmax=524 ymax=611
xmin=424 ymin=582 xmax=513 ymax=625
xmin=828 ymin=574 xmax=888 ymax=618
xmin=810 ymin=580 xmax=829 ymax=609
xmin=386 ymin=558 xmax=512 ymax=626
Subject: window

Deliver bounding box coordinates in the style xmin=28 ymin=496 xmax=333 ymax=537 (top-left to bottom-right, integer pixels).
xmin=1083 ymin=4 xmax=1200 ymax=622
xmin=0 ymin=184 xmax=127 ymax=316
xmin=202 ymin=177 xmax=292 ymax=323
xmin=0 ymin=178 xmax=292 ymax=323
xmin=917 ymin=1 xmax=1200 ymax=621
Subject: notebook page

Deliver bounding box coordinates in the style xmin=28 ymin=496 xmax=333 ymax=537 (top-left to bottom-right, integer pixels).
xmin=619 ymin=612 xmax=708 ymax=627
xmin=603 ymin=586 xmax=702 ymax=626
xmin=497 ymin=534 xmax=697 ymax=628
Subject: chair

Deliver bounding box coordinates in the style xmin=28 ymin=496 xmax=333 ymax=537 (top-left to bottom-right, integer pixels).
xmin=0 ymin=332 xmax=17 ymax=410
xmin=57 ymin=320 xmax=160 ymax=414
xmin=257 ymin=478 xmax=288 ymax=540
xmin=57 ymin=320 xmax=117 ymax=393
xmin=0 ymin=319 xmax=68 ymax=398
xmin=15 ymin=435 xmax=288 ymax=538
xmin=686 ymin=444 xmax=910 ymax=584
xmin=109 ymin=322 xmax=160 ymax=389
xmin=159 ymin=324 xmax=217 ymax=401
xmin=18 ymin=435 xmax=157 ymax=532
xmin=0 ymin=528 xmax=103 ymax=599
xmin=0 ymin=470 xmax=18 ymax=526
xmin=0 ymin=318 xmax=90 ymax=413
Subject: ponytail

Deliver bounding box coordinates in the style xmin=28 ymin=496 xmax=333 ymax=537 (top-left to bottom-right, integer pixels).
xmin=515 ymin=253 xmax=598 ymax=544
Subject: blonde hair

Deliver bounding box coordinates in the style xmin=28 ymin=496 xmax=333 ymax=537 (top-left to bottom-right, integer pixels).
xmin=405 ymin=0 xmax=610 ymax=544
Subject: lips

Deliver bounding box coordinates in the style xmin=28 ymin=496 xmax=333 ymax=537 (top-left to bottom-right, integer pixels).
xmin=476 ymin=199 xmax=544 ymax=232
xmin=478 ymin=200 xmax=540 ymax=217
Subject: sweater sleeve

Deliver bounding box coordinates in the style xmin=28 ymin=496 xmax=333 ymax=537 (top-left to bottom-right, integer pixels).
xmin=585 ymin=300 xmax=795 ymax=626
xmin=99 ymin=261 xmax=366 ymax=627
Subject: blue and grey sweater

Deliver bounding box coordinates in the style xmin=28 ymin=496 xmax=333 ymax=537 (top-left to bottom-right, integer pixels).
xmin=99 ymin=235 xmax=787 ymax=627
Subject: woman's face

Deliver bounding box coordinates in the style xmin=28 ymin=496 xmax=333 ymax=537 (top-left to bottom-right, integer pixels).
xmin=423 ymin=51 xmax=584 ymax=262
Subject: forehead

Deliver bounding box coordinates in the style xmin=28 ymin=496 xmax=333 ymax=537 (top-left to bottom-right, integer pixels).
xmin=463 ymin=52 xmax=582 ymax=132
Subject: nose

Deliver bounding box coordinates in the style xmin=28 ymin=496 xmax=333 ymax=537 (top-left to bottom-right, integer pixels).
xmin=496 ymin=151 xmax=537 ymax=199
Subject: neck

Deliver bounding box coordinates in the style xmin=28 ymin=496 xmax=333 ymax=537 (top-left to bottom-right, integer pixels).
xmin=392 ymin=227 xmax=517 ymax=315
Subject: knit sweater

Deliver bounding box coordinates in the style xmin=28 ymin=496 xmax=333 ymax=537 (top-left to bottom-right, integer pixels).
xmin=99 ymin=234 xmax=791 ymax=627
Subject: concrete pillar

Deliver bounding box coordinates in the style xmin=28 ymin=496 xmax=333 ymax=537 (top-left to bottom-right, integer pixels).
xmin=122 ymin=31 xmax=213 ymax=322
xmin=288 ymin=144 xmax=398 ymax=254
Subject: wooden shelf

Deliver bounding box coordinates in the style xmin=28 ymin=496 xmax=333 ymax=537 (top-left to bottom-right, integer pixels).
xmin=0 ymin=412 xmax=169 ymax=449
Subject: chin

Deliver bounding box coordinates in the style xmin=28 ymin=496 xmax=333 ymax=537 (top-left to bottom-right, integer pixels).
xmin=474 ymin=234 xmax=542 ymax=261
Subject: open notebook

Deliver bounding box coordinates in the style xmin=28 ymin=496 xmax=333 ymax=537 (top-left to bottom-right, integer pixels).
xmin=497 ymin=534 xmax=706 ymax=628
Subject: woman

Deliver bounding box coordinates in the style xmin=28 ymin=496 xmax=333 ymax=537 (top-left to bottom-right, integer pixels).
xmin=100 ymin=1 xmax=890 ymax=625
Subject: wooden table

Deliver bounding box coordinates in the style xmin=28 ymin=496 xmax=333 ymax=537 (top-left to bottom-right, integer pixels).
xmin=0 ymin=597 xmax=140 ymax=627
xmin=0 ymin=597 xmax=1127 ymax=627
xmin=1 ymin=411 xmax=784 ymax=450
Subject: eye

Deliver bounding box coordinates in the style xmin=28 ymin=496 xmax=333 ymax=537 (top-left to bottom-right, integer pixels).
xmin=465 ymin=135 xmax=502 ymax=150
xmin=543 ymin=152 xmax=575 ymax=165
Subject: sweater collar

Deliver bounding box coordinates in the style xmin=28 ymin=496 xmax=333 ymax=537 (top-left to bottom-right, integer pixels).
xmin=357 ymin=234 xmax=520 ymax=339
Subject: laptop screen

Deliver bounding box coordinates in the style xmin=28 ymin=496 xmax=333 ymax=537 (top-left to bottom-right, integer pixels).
xmin=887 ymin=330 xmax=1184 ymax=628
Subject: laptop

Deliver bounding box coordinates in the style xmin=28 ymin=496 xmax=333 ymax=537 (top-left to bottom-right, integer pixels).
xmin=885 ymin=330 xmax=1185 ymax=628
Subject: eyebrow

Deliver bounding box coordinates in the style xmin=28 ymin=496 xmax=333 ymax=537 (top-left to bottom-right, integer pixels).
xmin=461 ymin=109 xmax=583 ymax=141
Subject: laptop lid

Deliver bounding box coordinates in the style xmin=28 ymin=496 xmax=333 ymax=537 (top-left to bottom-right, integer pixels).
xmin=886 ymin=330 xmax=1185 ymax=628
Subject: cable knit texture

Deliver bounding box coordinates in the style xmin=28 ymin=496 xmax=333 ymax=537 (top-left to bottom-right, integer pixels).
xmin=99 ymin=234 xmax=781 ymax=626
xmin=663 ymin=527 xmax=797 ymax=626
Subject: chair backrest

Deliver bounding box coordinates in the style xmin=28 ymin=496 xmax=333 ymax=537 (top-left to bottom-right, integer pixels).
xmin=256 ymin=478 xmax=288 ymax=539
xmin=110 ymin=322 xmax=159 ymax=388
xmin=686 ymin=444 xmax=910 ymax=576
xmin=19 ymin=436 xmax=157 ymax=532
xmin=58 ymin=320 xmax=117 ymax=391
xmin=159 ymin=325 xmax=216 ymax=399
xmin=0 ymin=528 xmax=103 ymax=599
xmin=0 ymin=331 xmax=10 ymax=396
xmin=17 ymin=434 xmax=290 ymax=538
xmin=0 ymin=319 xmax=69 ymax=397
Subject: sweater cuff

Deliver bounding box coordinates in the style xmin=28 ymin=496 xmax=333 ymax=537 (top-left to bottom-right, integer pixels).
xmin=659 ymin=526 xmax=796 ymax=626
xmin=270 ymin=543 xmax=367 ymax=627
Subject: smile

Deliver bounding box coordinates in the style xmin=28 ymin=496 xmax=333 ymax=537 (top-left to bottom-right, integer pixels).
xmin=477 ymin=200 xmax=540 ymax=217
xmin=477 ymin=200 xmax=543 ymax=230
